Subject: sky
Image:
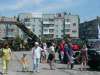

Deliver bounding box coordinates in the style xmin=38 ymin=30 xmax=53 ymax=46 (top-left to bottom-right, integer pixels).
xmin=0 ymin=0 xmax=100 ymax=22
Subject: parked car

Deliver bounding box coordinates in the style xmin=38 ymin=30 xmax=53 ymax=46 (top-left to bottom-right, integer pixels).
xmin=87 ymin=39 xmax=100 ymax=69
xmin=88 ymin=48 xmax=100 ymax=69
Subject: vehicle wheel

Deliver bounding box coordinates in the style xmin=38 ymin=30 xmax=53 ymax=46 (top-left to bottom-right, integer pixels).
xmin=88 ymin=64 xmax=98 ymax=69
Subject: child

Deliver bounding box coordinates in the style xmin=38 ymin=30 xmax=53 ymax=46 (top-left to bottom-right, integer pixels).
xmin=19 ymin=54 xmax=29 ymax=72
xmin=41 ymin=50 xmax=47 ymax=63
xmin=41 ymin=43 xmax=47 ymax=63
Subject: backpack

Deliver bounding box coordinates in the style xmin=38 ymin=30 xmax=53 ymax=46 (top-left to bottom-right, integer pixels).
xmin=0 ymin=48 xmax=3 ymax=57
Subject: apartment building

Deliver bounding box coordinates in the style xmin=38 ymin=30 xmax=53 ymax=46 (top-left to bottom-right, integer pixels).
xmin=0 ymin=12 xmax=79 ymax=40
xmin=42 ymin=13 xmax=79 ymax=39
xmin=0 ymin=16 xmax=20 ymax=39
xmin=79 ymin=16 xmax=100 ymax=39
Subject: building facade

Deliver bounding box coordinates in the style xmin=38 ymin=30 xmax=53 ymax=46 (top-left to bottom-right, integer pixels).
xmin=18 ymin=13 xmax=42 ymax=43
xmin=0 ymin=16 xmax=20 ymax=39
xmin=0 ymin=12 xmax=79 ymax=40
xmin=79 ymin=16 xmax=100 ymax=39
xmin=42 ymin=14 xmax=55 ymax=39
xmin=42 ymin=13 xmax=79 ymax=39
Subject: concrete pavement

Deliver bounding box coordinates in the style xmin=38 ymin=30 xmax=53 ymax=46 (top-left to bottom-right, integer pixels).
xmin=0 ymin=51 xmax=100 ymax=75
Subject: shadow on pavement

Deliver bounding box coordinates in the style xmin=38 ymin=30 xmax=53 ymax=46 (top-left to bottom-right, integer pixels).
xmin=17 ymin=70 xmax=33 ymax=73
xmin=0 ymin=72 xmax=3 ymax=75
xmin=42 ymin=68 xmax=51 ymax=70
xmin=87 ymin=68 xmax=100 ymax=72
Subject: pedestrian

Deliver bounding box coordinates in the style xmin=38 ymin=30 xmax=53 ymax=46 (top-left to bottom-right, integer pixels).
xmin=2 ymin=43 xmax=12 ymax=74
xmin=64 ymin=42 xmax=74 ymax=69
xmin=80 ymin=44 xmax=88 ymax=71
xmin=19 ymin=53 xmax=29 ymax=72
xmin=41 ymin=43 xmax=47 ymax=63
xmin=59 ymin=40 xmax=65 ymax=63
xmin=32 ymin=42 xmax=42 ymax=73
xmin=64 ymin=43 xmax=69 ymax=64
xmin=47 ymin=43 xmax=55 ymax=70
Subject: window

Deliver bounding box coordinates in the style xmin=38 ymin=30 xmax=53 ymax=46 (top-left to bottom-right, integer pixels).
xmin=49 ymin=18 xmax=54 ymax=21
xmin=49 ymin=24 xmax=54 ymax=27
xmin=44 ymin=29 xmax=48 ymax=32
xmin=58 ymin=13 xmax=61 ymax=17
xmin=65 ymin=19 xmax=70 ymax=22
xmin=56 ymin=35 xmax=58 ymax=37
xmin=61 ymin=30 xmax=64 ymax=32
xmin=33 ymin=28 xmax=35 ymax=32
xmin=50 ymin=34 xmax=54 ymax=38
xmin=43 ymin=24 xmax=49 ymax=27
xmin=24 ymin=18 xmax=30 ymax=22
xmin=33 ymin=19 xmax=36 ymax=22
xmin=72 ymin=30 xmax=77 ymax=33
xmin=65 ymin=24 xmax=70 ymax=28
xmin=44 ymin=19 xmax=49 ymax=21
xmin=49 ymin=29 xmax=54 ymax=33
xmin=33 ymin=25 xmax=35 ymax=27
xmin=61 ymin=35 xmax=64 ymax=37
xmin=73 ymin=23 xmax=76 ymax=26
xmin=26 ymin=24 xmax=30 ymax=26
xmin=65 ymin=29 xmax=70 ymax=32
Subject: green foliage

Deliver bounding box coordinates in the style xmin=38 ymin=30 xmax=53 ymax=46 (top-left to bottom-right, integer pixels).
xmin=63 ymin=35 xmax=71 ymax=42
xmin=15 ymin=36 xmax=23 ymax=44
xmin=41 ymin=36 xmax=48 ymax=42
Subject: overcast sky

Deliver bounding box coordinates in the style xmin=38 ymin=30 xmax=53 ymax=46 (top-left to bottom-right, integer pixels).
xmin=0 ymin=0 xmax=100 ymax=22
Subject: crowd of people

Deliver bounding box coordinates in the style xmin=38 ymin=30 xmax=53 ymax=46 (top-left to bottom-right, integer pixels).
xmin=0 ymin=39 xmax=88 ymax=74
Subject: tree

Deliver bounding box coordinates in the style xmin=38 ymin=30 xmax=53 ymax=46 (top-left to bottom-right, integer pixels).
xmin=41 ymin=36 xmax=48 ymax=43
xmin=63 ymin=35 xmax=71 ymax=42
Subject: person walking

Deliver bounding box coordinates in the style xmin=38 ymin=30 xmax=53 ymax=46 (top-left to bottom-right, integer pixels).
xmin=47 ymin=43 xmax=55 ymax=70
xmin=2 ymin=43 xmax=12 ymax=74
xmin=80 ymin=44 xmax=88 ymax=71
xmin=64 ymin=42 xmax=74 ymax=69
xmin=32 ymin=42 xmax=42 ymax=73
xmin=41 ymin=43 xmax=47 ymax=63
xmin=59 ymin=40 xmax=65 ymax=63
xmin=64 ymin=43 xmax=69 ymax=64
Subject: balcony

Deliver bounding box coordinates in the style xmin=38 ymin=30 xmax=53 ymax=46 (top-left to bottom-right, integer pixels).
xmin=43 ymin=29 xmax=49 ymax=34
xmin=65 ymin=22 xmax=70 ymax=25
xmin=43 ymin=21 xmax=54 ymax=24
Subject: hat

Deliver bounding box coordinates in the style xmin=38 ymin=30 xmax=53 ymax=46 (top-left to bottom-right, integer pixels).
xmin=35 ymin=42 xmax=39 ymax=45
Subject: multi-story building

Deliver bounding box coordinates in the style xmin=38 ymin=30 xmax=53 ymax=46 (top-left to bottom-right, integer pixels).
xmin=79 ymin=16 xmax=100 ymax=39
xmin=42 ymin=13 xmax=79 ymax=39
xmin=18 ymin=13 xmax=33 ymax=39
xmin=0 ymin=12 xmax=79 ymax=40
xmin=0 ymin=16 xmax=20 ymax=39
xmin=64 ymin=14 xmax=79 ymax=38
xmin=42 ymin=14 xmax=55 ymax=39
xmin=54 ymin=13 xmax=64 ymax=39
xmin=31 ymin=17 xmax=42 ymax=38
xmin=18 ymin=13 xmax=42 ymax=39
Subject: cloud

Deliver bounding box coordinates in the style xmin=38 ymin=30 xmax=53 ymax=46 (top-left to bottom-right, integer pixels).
xmin=33 ymin=0 xmax=79 ymax=13
xmin=0 ymin=0 xmax=82 ymax=14
xmin=0 ymin=0 xmax=43 ymax=11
